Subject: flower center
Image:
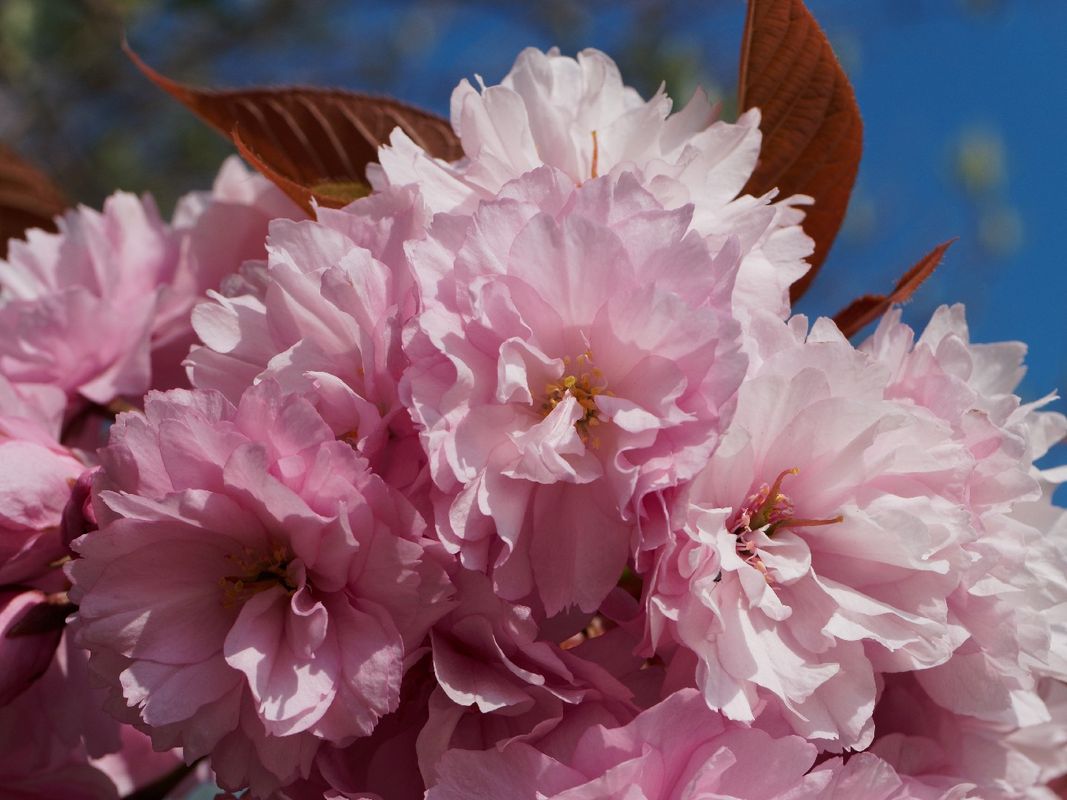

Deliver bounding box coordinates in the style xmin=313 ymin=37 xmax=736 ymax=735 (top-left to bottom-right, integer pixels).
xmin=727 ymin=468 xmax=842 ymax=583
xmin=219 ymin=544 xmax=296 ymax=608
xmin=540 ymin=351 xmax=611 ymax=446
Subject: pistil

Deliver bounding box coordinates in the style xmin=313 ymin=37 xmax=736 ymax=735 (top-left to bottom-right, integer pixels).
xmin=728 ymin=468 xmax=843 ymax=584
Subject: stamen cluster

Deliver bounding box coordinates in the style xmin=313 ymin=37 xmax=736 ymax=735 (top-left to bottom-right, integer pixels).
xmin=219 ymin=544 xmax=295 ymax=607
xmin=540 ymin=352 xmax=610 ymax=445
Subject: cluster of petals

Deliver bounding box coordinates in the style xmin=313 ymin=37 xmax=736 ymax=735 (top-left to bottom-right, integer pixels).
xmin=186 ymin=185 xmax=431 ymax=498
xmin=403 ymin=165 xmax=746 ymax=615
xmin=0 ymin=43 xmax=1064 ymax=800
xmin=427 ymin=689 xmax=827 ymax=799
xmin=0 ymin=633 xmax=184 ymax=800
xmin=68 ymin=381 xmax=453 ymax=795
xmin=643 ymin=314 xmax=976 ymax=749
xmin=0 ymin=157 xmax=304 ymax=796
xmin=371 ymin=46 xmax=813 ymax=321
xmin=0 ymin=157 xmax=297 ymax=418
xmin=427 ymin=688 xmax=969 ymax=800
xmin=0 ymin=387 xmax=84 ymax=586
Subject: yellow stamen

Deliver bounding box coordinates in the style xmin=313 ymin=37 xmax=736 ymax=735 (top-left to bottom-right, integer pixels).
xmin=219 ymin=544 xmax=295 ymax=608
xmin=540 ymin=350 xmax=609 ymax=443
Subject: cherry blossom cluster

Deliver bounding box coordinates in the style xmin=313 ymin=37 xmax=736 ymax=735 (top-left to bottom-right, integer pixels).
xmin=2 ymin=48 xmax=1066 ymax=800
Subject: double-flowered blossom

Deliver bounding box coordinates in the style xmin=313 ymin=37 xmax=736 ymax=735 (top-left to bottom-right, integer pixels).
xmin=870 ymin=672 xmax=1067 ymax=800
xmin=0 ymin=158 xmax=297 ymax=417
xmin=3 ymin=38 xmax=1066 ymax=800
xmin=858 ymin=306 xmax=1067 ymax=798
xmin=187 ymin=185 xmax=431 ymax=498
xmin=0 ymin=189 xmax=179 ymax=407
xmin=372 ymin=46 xmax=814 ymax=321
xmin=403 ymin=166 xmax=746 ymax=614
xmin=0 ymin=159 xmax=303 ymax=796
xmin=862 ymin=305 xmax=1067 ymax=720
xmin=68 ymin=381 xmax=453 ymax=796
xmin=0 ymin=397 xmax=84 ymax=586
xmin=427 ymin=689 xmax=831 ymax=800
xmin=644 ymin=315 xmax=978 ymax=749
xmin=642 ymin=304 xmax=1067 ymax=764
xmin=0 ymin=634 xmax=183 ymax=799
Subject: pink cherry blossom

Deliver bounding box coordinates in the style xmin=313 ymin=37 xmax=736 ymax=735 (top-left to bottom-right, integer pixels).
xmin=644 ymin=317 xmax=974 ymax=749
xmin=871 ymin=672 xmax=1067 ymax=799
xmin=172 ymin=156 xmax=304 ymax=303
xmin=810 ymin=753 xmax=976 ymax=800
xmin=0 ymin=190 xmax=178 ymax=406
xmin=426 ymin=688 xmax=829 ymax=799
xmin=0 ymin=158 xmax=298 ymax=415
xmin=186 ymin=185 xmax=430 ymax=498
xmin=0 ymin=35 xmax=1061 ymax=800
xmin=68 ymin=381 xmax=453 ymax=797
xmin=0 ymin=633 xmax=181 ymax=800
xmin=371 ymin=46 xmax=813 ymax=320
xmin=402 ymin=166 xmax=745 ymax=614
xmin=417 ymin=568 xmax=637 ymax=784
xmin=153 ymin=156 xmax=303 ymax=391
xmin=0 ymin=408 xmax=84 ymax=586
xmin=862 ymin=305 xmax=1067 ymax=729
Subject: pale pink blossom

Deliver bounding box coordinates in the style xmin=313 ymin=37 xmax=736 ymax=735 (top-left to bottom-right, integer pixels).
xmin=68 ymin=381 xmax=453 ymax=797
xmin=403 ymin=166 xmax=745 ymax=614
xmin=0 ymin=633 xmax=181 ymax=800
xmin=862 ymin=306 xmax=1067 ymax=728
xmin=371 ymin=47 xmax=812 ymax=319
xmin=416 ymin=568 xmax=637 ymax=784
xmin=810 ymin=753 xmax=976 ymax=800
xmin=0 ymin=158 xmax=298 ymax=413
xmin=172 ymin=156 xmax=304 ymax=303
xmin=153 ymin=156 xmax=303 ymax=391
xmin=0 ymin=191 xmax=178 ymax=405
xmin=186 ymin=185 xmax=430 ymax=497
xmin=1008 ymin=680 xmax=1067 ymax=797
xmin=0 ymin=409 xmax=84 ymax=586
xmin=644 ymin=317 xmax=973 ymax=749
xmin=426 ymin=688 xmax=829 ymax=799
xmin=872 ymin=672 xmax=1067 ymax=800
xmin=1015 ymin=482 xmax=1067 ymax=687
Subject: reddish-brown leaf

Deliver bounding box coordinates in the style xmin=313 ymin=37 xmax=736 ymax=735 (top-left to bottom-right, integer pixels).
xmin=738 ymin=0 xmax=863 ymax=302
xmin=832 ymin=240 xmax=955 ymax=338
xmin=0 ymin=144 xmax=68 ymax=257
xmin=124 ymin=41 xmax=462 ymax=215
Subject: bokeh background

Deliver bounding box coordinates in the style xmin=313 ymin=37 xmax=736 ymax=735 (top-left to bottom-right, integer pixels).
xmin=2 ymin=0 xmax=1064 ymax=469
